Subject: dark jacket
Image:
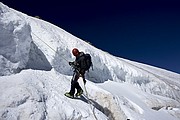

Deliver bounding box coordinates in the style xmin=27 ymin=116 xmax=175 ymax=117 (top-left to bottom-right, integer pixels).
xmin=75 ymin=52 xmax=86 ymax=70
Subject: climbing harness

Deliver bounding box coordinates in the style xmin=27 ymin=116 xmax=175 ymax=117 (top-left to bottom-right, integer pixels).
xmin=32 ymin=32 xmax=98 ymax=120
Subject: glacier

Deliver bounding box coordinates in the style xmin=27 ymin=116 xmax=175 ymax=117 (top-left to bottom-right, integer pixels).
xmin=0 ymin=2 xmax=180 ymax=120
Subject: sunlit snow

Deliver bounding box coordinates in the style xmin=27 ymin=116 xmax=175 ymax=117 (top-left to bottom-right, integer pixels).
xmin=0 ymin=2 xmax=180 ymax=120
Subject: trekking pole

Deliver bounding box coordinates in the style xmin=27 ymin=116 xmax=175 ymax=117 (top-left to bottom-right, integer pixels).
xmin=31 ymin=32 xmax=69 ymax=63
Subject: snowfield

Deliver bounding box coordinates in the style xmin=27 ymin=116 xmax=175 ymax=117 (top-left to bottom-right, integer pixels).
xmin=0 ymin=2 xmax=180 ymax=120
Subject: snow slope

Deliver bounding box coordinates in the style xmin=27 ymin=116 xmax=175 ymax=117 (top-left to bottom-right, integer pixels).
xmin=0 ymin=2 xmax=180 ymax=120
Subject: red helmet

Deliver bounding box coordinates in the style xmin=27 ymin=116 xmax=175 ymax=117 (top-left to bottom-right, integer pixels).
xmin=72 ymin=48 xmax=79 ymax=56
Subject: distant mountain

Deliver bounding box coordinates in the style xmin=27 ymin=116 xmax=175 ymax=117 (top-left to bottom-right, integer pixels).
xmin=0 ymin=2 xmax=179 ymax=120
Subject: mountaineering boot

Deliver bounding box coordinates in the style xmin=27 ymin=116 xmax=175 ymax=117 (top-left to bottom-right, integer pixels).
xmin=75 ymin=89 xmax=83 ymax=97
xmin=64 ymin=92 xmax=74 ymax=98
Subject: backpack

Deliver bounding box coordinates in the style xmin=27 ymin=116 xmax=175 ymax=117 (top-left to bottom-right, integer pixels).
xmin=83 ymin=54 xmax=93 ymax=71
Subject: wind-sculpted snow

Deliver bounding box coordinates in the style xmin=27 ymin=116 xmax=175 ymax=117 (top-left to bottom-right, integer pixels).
xmin=0 ymin=2 xmax=180 ymax=120
xmin=26 ymin=42 xmax=52 ymax=71
xmin=0 ymin=69 xmax=111 ymax=120
xmin=0 ymin=3 xmax=32 ymax=75
xmin=28 ymin=14 xmax=180 ymax=103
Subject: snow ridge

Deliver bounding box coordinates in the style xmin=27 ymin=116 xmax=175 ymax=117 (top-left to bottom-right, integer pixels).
xmin=0 ymin=2 xmax=180 ymax=120
xmin=0 ymin=3 xmax=32 ymax=75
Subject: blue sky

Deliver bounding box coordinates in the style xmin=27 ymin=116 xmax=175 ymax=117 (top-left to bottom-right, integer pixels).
xmin=2 ymin=0 xmax=180 ymax=73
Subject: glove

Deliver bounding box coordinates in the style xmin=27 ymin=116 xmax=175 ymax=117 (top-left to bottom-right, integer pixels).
xmin=69 ymin=62 xmax=73 ymax=66
xmin=69 ymin=62 xmax=79 ymax=70
xmin=69 ymin=62 xmax=78 ymax=70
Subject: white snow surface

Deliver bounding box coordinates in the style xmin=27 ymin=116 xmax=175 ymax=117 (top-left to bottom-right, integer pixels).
xmin=0 ymin=2 xmax=180 ymax=120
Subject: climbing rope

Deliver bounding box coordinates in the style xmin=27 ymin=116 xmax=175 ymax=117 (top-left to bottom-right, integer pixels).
xmin=31 ymin=32 xmax=69 ymax=62
xmin=32 ymin=32 xmax=98 ymax=120
xmin=83 ymin=82 xmax=98 ymax=120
